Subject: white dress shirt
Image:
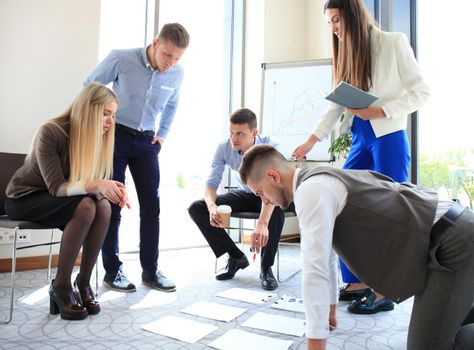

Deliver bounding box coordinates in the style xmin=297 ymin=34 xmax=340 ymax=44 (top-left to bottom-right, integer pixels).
xmin=292 ymin=168 xmax=347 ymax=339
xmin=292 ymin=168 xmax=451 ymax=339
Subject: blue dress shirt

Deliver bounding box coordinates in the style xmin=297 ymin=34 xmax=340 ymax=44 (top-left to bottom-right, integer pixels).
xmin=206 ymin=135 xmax=278 ymax=193
xmin=84 ymin=47 xmax=184 ymax=139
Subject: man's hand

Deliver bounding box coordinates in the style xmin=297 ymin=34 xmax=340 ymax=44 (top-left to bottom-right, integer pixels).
xmin=151 ymin=136 xmax=164 ymax=145
xmin=208 ymin=204 xmax=224 ymax=228
xmin=329 ymin=304 xmax=337 ymax=331
xmin=307 ymin=338 xmax=327 ymax=350
xmin=251 ymin=220 xmax=269 ymax=254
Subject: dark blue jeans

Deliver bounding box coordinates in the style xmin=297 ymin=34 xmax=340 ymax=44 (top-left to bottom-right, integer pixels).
xmin=102 ymin=126 xmax=161 ymax=277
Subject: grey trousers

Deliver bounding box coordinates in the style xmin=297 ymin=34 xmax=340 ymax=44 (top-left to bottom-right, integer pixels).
xmin=408 ymin=208 xmax=474 ymax=350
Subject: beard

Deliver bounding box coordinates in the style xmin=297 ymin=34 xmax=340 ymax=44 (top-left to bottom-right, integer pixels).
xmin=275 ymin=186 xmax=291 ymax=210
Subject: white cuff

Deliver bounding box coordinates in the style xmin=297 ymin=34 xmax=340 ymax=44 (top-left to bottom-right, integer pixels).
xmin=67 ymin=182 xmax=87 ymax=196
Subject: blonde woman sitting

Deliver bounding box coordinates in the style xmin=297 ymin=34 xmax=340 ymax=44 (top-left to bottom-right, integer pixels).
xmin=5 ymin=83 xmax=128 ymax=320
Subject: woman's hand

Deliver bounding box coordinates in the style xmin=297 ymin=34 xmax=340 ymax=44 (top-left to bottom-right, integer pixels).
xmin=292 ymin=134 xmax=319 ymax=159
xmin=347 ymin=106 xmax=385 ymax=120
xmin=87 ymin=180 xmax=126 ymax=205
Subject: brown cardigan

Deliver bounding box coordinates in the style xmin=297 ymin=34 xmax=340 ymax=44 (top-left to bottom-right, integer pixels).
xmin=6 ymin=120 xmax=74 ymax=198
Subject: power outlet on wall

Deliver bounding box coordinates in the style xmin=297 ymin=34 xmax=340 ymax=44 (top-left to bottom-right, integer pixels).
xmin=0 ymin=231 xmax=31 ymax=245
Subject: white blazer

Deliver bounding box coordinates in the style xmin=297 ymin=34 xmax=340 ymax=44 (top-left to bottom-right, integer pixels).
xmin=314 ymin=27 xmax=431 ymax=139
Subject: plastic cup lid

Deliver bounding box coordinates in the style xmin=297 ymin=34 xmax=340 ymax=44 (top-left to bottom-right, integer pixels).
xmin=217 ymin=205 xmax=232 ymax=213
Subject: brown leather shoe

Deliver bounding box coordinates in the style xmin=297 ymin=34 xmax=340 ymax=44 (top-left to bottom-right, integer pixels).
xmin=49 ymin=281 xmax=88 ymax=320
xmin=74 ymin=278 xmax=101 ymax=315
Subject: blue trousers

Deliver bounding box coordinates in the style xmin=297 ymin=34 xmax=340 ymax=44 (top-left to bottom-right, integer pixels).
xmin=340 ymin=117 xmax=410 ymax=283
xmin=101 ymin=126 xmax=162 ymax=277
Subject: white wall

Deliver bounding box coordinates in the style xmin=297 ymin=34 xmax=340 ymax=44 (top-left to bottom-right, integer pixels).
xmin=0 ymin=0 xmax=100 ymax=153
xmin=244 ymin=0 xmax=330 ymax=117
xmin=0 ymin=0 xmax=100 ymax=259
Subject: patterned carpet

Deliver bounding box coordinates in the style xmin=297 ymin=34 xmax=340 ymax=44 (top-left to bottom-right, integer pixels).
xmin=0 ymin=246 xmax=412 ymax=349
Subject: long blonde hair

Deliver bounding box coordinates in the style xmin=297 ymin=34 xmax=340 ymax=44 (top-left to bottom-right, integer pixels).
xmin=52 ymin=83 xmax=117 ymax=185
xmin=324 ymin=0 xmax=375 ymax=91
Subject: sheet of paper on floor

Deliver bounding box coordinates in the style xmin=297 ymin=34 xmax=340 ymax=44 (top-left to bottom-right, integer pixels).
xmin=142 ymin=315 xmax=218 ymax=343
xmin=215 ymin=287 xmax=277 ymax=305
xmin=208 ymin=329 xmax=293 ymax=350
xmin=242 ymin=311 xmax=305 ymax=337
xmin=270 ymin=295 xmax=305 ymax=313
xmin=180 ymin=301 xmax=247 ymax=322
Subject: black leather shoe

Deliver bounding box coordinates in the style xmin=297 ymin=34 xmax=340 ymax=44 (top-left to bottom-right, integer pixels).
xmin=339 ymin=284 xmax=372 ymax=301
xmin=260 ymin=266 xmax=278 ymax=291
xmin=216 ymin=255 xmax=249 ymax=280
xmin=347 ymin=291 xmax=394 ymax=314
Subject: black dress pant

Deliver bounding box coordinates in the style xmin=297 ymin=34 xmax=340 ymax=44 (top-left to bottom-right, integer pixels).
xmin=188 ymin=190 xmax=284 ymax=267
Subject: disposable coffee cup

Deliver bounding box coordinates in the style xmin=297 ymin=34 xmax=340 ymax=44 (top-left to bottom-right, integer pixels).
xmin=217 ymin=205 xmax=232 ymax=228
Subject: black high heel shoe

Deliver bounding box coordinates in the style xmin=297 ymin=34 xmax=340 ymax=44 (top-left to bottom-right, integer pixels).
xmin=49 ymin=281 xmax=88 ymax=320
xmin=74 ymin=277 xmax=101 ymax=315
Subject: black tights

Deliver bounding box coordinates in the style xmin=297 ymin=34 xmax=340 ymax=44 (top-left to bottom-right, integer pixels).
xmin=53 ymin=197 xmax=111 ymax=290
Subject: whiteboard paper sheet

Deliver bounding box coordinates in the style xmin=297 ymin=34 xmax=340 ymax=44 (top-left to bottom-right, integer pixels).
xmin=208 ymin=329 xmax=293 ymax=350
xmin=215 ymin=288 xmax=277 ymax=305
xmin=180 ymin=301 xmax=247 ymax=322
xmin=142 ymin=315 xmax=217 ymax=343
xmin=271 ymin=295 xmax=305 ymax=313
xmin=242 ymin=312 xmax=305 ymax=337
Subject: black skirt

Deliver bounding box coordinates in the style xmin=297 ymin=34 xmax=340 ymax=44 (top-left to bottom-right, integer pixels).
xmin=5 ymin=191 xmax=88 ymax=230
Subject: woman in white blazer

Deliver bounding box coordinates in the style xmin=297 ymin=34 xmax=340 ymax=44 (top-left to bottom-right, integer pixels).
xmin=293 ymin=0 xmax=431 ymax=316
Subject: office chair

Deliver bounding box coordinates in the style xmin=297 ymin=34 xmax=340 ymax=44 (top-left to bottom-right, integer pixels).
xmin=219 ymin=210 xmax=298 ymax=282
xmin=0 ymin=152 xmax=62 ymax=324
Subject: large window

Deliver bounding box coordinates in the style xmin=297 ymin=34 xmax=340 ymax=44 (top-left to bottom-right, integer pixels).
xmin=99 ymin=0 xmax=241 ymax=251
xmin=417 ymin=0 xmax=474 ymax=208
xmin=157 ymin=0 xmax=237 ymax=248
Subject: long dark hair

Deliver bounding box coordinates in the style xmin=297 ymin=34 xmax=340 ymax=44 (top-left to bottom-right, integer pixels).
xmin=325 ymin=0 xmax=375 ymax=91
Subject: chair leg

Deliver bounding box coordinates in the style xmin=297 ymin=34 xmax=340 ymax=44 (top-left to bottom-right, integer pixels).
xmin=47 ymin=229 xmax=54 ymax=281
xmin=1 ymin=227 xmax=19 ymax=325
xmin=239 ymin=218 xmax=244 ymax=251
xmin=277 ymin=243 xmax=280 ymax=282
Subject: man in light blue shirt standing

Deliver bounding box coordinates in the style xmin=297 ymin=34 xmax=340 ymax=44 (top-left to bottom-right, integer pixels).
xmin=188 ymin=108 xmax=288 ymax=291
xmin=84 ymin=23 xmax=190 ymax=293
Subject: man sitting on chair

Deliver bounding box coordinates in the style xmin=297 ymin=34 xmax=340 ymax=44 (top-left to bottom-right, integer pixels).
xmin=188 ymin=108 xmax=284 ymax=290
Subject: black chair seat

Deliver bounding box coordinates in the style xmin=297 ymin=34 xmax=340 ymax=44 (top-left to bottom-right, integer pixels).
xmin=0 ymin=216 xmax=56 ymax=230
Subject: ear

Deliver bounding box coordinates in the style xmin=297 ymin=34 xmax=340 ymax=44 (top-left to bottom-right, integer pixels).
xmin=252 ymin=128 xmax=259 ymax=137
xmin=266 ymin=169 xmax=281 ymax=184
xmin=152 ymin=38 xmax=160 ymax=48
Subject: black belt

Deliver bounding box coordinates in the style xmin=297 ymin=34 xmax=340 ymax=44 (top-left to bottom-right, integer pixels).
xmin=431 ymin=201 xmax=466 ymax=242
xmin=116 ymin=123 xmax=155 ymax=137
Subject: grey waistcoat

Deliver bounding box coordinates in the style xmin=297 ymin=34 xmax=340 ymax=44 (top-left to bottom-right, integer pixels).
xmin=296 ymin=167 xmax=438 ymax=303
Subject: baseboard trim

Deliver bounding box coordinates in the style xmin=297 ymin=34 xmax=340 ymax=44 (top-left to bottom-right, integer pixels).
xmin=0 ymin=253 xmax=82 ymax=273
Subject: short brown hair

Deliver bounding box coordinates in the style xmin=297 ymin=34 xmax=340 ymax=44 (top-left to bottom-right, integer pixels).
xmin=239 ymin=144 xmax=287 ymax=184
xmin=158 ymin=23 xmax=190 ymax=49
xmin=229 ymin=108 xmax=257 ymax=130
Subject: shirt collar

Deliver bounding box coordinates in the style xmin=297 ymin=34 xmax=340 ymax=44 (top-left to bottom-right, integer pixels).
xmin=141 ymin=46 xmax=155 ymax=71
xmin=292 ymin=168 xmax=301 ymax=194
